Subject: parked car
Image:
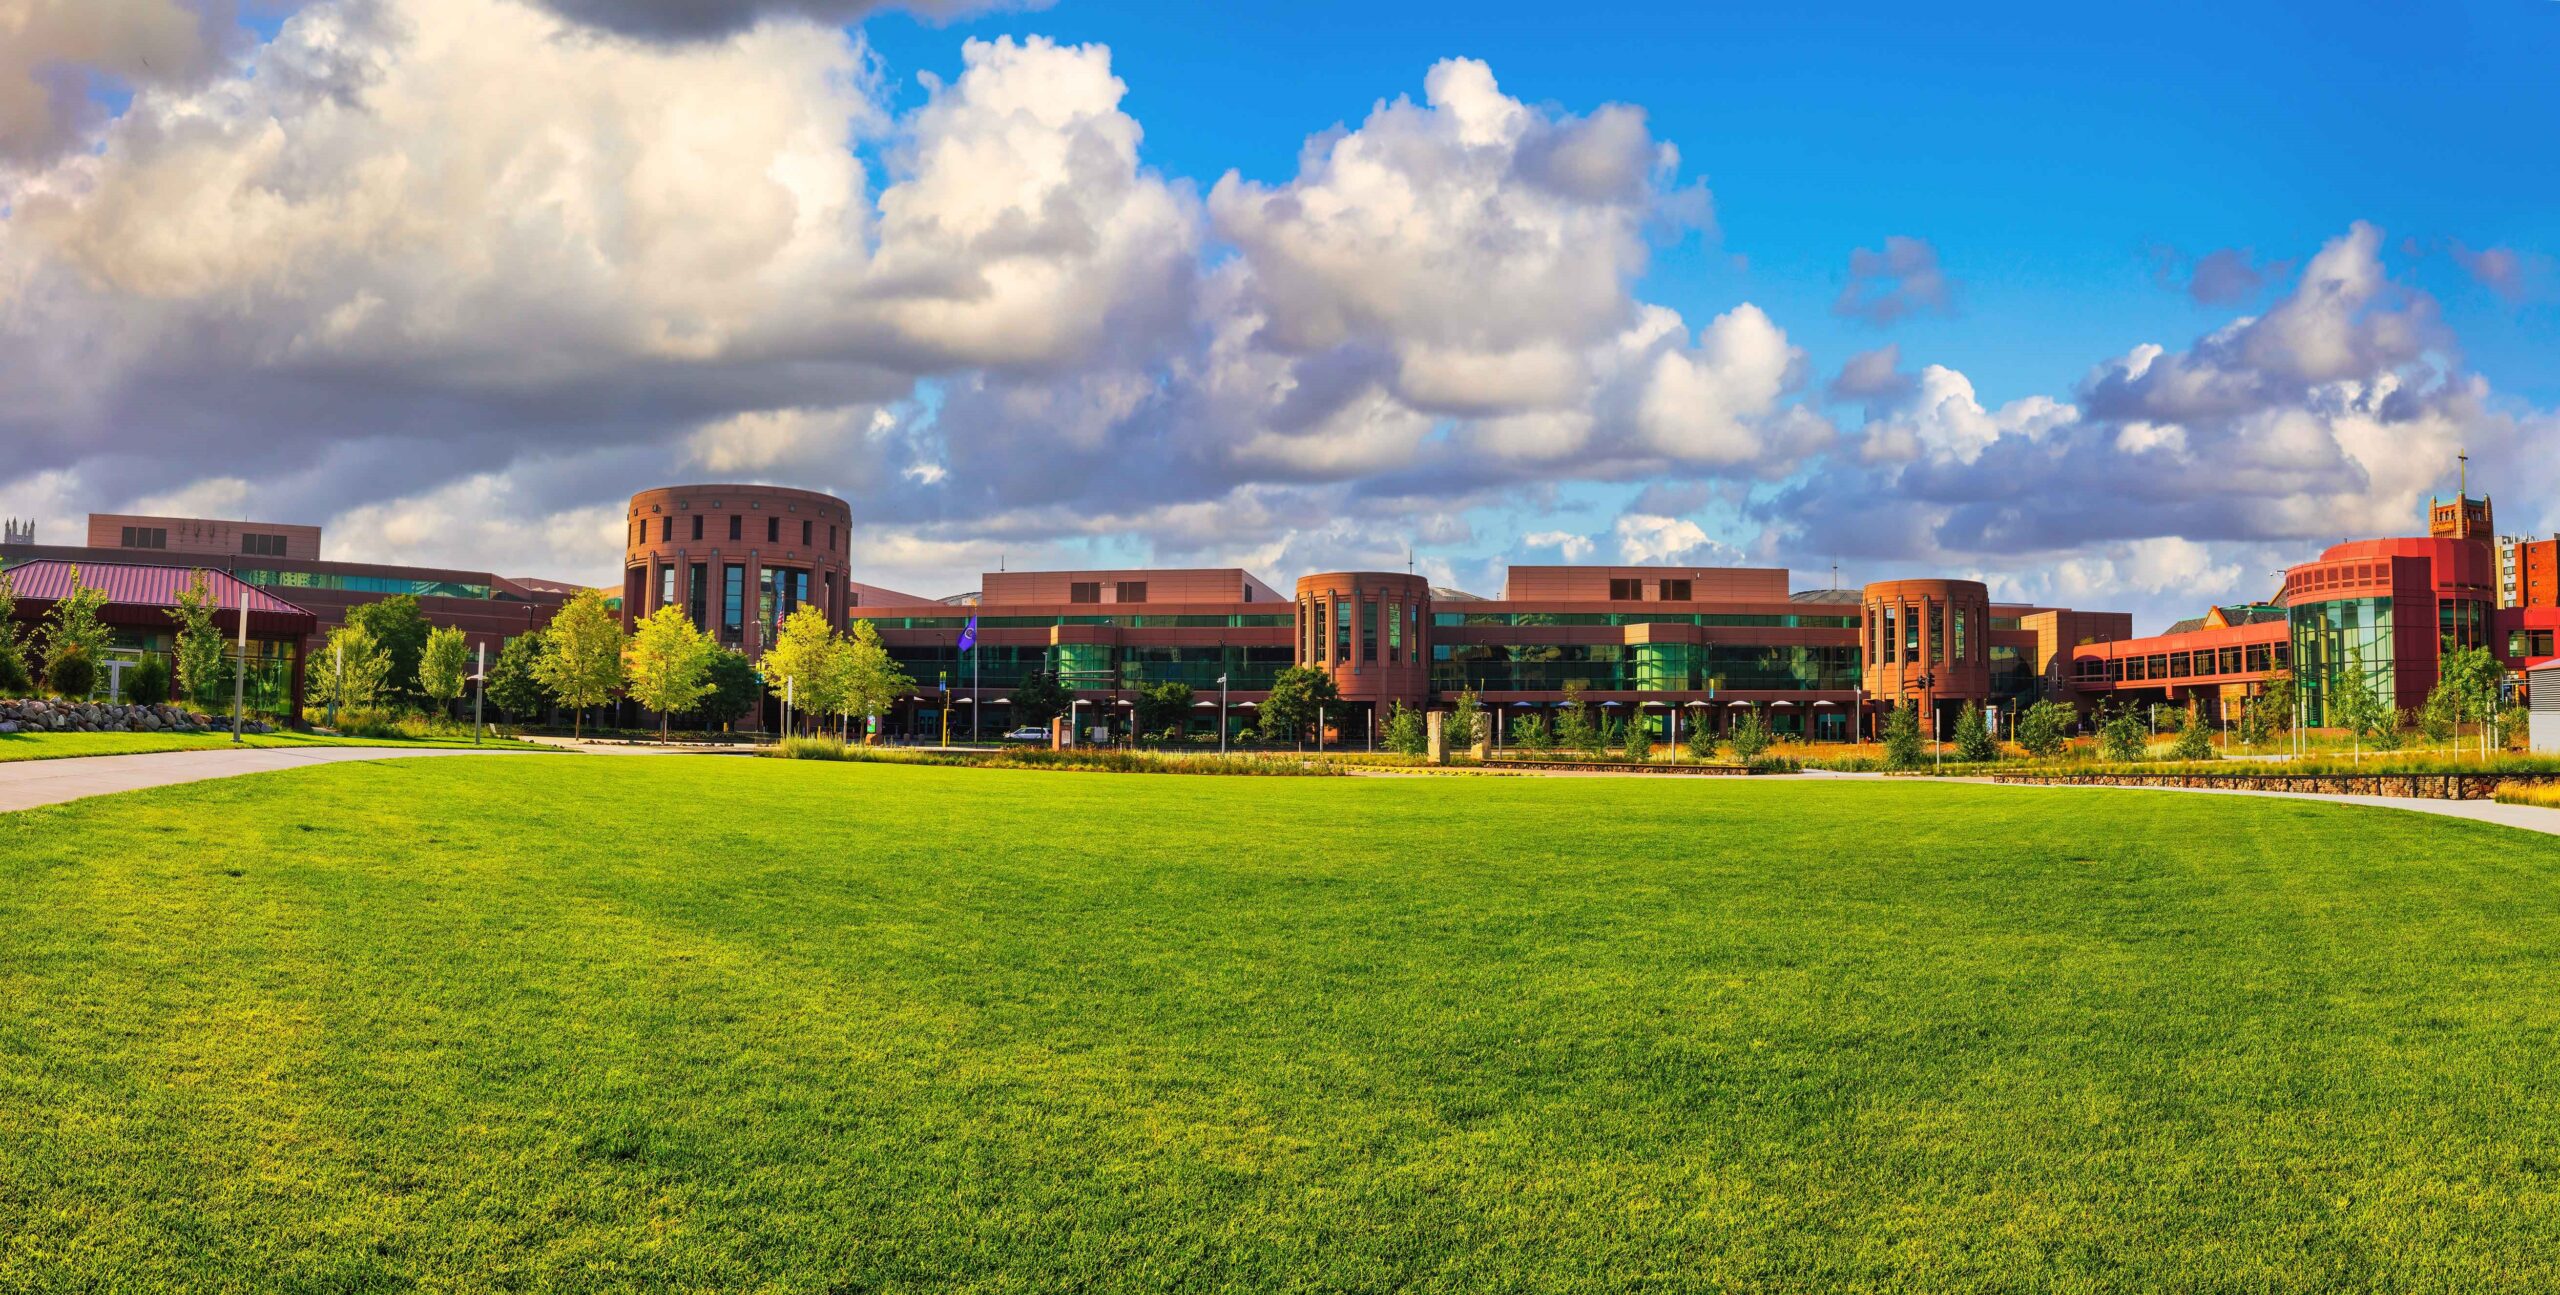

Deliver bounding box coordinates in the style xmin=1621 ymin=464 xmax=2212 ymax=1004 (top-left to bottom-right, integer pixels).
xmin=1002 ymin=726 xmax=1049 ymax=742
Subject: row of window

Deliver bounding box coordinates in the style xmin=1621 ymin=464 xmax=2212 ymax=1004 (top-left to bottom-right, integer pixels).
xmin=1432 ymin=611 xmax=1863 ymax=629
xmin=239 ymin=568 xmax=499 ymax=600
xmin=879 ymin=643 xmax=1296 ymax=691
xmin=850 ymin=613 xmax=1294 ymax=630
xmin=1301 ymin=597 xmax=1420 ymax=667
xmin=1608 ymin=577 xmax=1695 ymax=601
xmin=646 ymin=562 xmax=815 ymax=640
xmin=1428 ymin=642 xmax=1863 ymax=693
xmin=2073 ymin=642 xmax=2292 ymax=683
xmin=633 ymin=513 xmax=839 ymax=552
xmin=1870 ymin=603 xmax=1972 ymax=667
xmin=1068 ymin=581 xmax=1148 ymax=604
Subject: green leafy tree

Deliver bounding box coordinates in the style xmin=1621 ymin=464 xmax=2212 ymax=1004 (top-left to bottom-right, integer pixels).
xmin=837 ymin=620 xmax=915 ymax=735
xmin=1382 ymin=702 xmax=1427 ymax=756
xmin=1444 ymin=688 xmax=1485 ymax=752
xmin=1009 ymin=669 xmax=1070 ymax=730
xmin=2170 ymin=707 xmax=2217 ymax=761
xmin=487 ymin=629 xmax=553 ymax=722
xmin=682 ymin=649 xmax=760 ymax=731
xmin=1952 ymin=701 xmax=1996 ymax=762
xmin=2368 ymin=708 xmax=2410 ymax=753
xmin=2098 ymin=707 xmax=2148 ymax=763
xmin=1512 ymin=712 xmax=1553 ymax=753
xmin=419 ymin=626 xmax=471 ymax=718
xmin=2259 ymin=669 xmax=2299 ymax=734
xmin=758 ymin=603 xmax=839 ymax=734
xmin=40 ymin=565 xmax=112 ymax=673
xmin=2016 ymin=699 xmax=2072 ymax=759
xmin=2235 ymin=693 xmax=2276 ymax=748
xmin=345 ymin=595 xmax=431 ymax=701
xmin=1622 ymin=717 xmax=1654 ymax=762
xmin=122 ymin=655 xmax=170 ymax=706
xmin=625 ymin=605 xmax=717 ymax=739
xmin=1685 ymin=713 xmax=1721 ymax=761
xmin=1883 ymin=701 xmax=1925 ymax=770
xmin=2440 ymin=643 xmax=2506 ymax=758
xmin=1552 ymin=682 xmax=1596 ymax=754
xmin=168 ymin=570 xmax=229 ymax=708
xmin=1259 ymin=666 xmax=1340 ymax=749
xmin=534 ymin=590 xmax=627 ymax=738
xmin=1729 ymin=709 xmax=1773 ymax=763
xmin=0 ymin=568 xmax=29 ymax=696
xmin=311 ymin=624 xmax=393 ymax=715
xmin=2328 ymin=664 xmax=2389 ymax=749
xmin=2419 ymin=679 xmax=2459 ymax=747
xmin=1137 ymin=680 xmax=1195 ymax=738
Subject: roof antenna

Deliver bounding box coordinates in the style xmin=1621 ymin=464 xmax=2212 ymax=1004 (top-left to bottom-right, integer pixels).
xmin=1407 ymin=545 xmax=1414 ymax=575
xmin=1831 ymin=559 xmax=1839 ymax=592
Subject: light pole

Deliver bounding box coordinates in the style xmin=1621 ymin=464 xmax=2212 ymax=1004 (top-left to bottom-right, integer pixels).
xmin=473 ymin=641 xmax=486 ymax=746
xmin=230 ymin=580 xmax=249 ymax=744
xmin=1218 ymin=673 xmax=1229 ymax=755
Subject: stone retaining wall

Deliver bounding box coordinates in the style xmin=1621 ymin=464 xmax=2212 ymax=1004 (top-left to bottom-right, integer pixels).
xmin=0 ymin=698 xmax=271 ymax=735
xmin=1484 ymin=757 xmax=1756 ymax=776
xmin=1987 ymin=770 xmax=2560 ymax=801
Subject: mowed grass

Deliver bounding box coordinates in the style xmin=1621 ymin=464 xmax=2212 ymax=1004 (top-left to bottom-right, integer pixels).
xmin=7 ymin=762 xmax=2560 ymax=1291
xmin=0 ymin=729 xmax=546 ymax=763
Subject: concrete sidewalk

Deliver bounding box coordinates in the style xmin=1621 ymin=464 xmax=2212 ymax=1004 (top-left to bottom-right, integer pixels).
xmin=0 ymin=746 xmax=531 ymax=814
xmin=1797 ymin=767 xmax=2560 ymax=838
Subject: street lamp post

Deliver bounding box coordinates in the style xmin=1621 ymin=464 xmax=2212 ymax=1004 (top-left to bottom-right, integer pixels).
xmin=473 ymin=641 xmax=486 ymax=746
xmin=230 ymin=580 xmax=249 ymax=744
xmin=1218 ymin=673 xmax=1229 ymax=755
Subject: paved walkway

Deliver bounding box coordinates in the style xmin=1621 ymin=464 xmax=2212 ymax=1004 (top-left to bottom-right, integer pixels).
xmin=0 ymin=746 xmax=530 ymax=814
xmin=1796 ymin=768 xmax=2560 ymax=838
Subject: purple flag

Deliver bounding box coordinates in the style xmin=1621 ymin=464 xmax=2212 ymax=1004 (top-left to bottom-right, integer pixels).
xmin=957 ymin=615 xmax=978 ymax=653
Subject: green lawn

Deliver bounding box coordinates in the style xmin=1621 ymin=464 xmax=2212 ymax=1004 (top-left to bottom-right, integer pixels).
xmin=6 ymin=761 xmax=2560 ymax=1291
xmin=0 ymin=729 xmax=546 ymax=763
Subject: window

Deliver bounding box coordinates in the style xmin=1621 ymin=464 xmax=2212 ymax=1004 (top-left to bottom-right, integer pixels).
xmin=828 ymin=524 xmax=837 ymax=551
xmin=1929 ymin=605 xmax=1944 ymax=663
xmin=1334 ymin=600 xmax=1352 ymax=662
xmin=688 ymin=563 xmax=707 ymax=628
xmin=121 ymin=526 xmax=168 ymax=550
xmin=1117 ymin=581 xmax=1148 ymax=604
xmin=802 ymin=520 xmax=812 ymax=547
xmin=723 ymin=565 xmax=744 ymax=632
xmin=1659 ymin=579 xmax=1691 ymax=602
xmin=767 ymin=517 xmax=780 ymax=543
xmin=1070 ymin=582 xmax=1101 ymax=604
xmin=1953 ymin=608 xmax=1967 ymax=661
xmin=659 ymin=565 xmax=676 ymax=609
xmin=1362 ymin=600 xmax=1379 ymax=663
xmin=692 ymin=514 xmax=703 ymax=542
xmin=239 ymin=532 xmax=286 ymax=557
xmin=1388 ymin=601 xmax=1402 ymax=663
xmin=729 ymin=515 xmax=742 ymax=541
xmin=1609 ymin=578 xmax=1642 ymax=600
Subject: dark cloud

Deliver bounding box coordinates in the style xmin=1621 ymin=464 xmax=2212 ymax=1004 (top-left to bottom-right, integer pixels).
xmin=523 ymin=0 xmax=1025 ymax=42
xmin=1831 ymin=235 xmax=1954 ymax=326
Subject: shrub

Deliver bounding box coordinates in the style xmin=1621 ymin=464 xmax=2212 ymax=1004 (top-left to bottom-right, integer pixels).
xmin=2017 ymin=700 xmax=2072 ymax=759
xmin=1382 ymin=702 xmax=1428 ymax=756
xmin=0 ymin=647 xmax=29 ymax=698
xmin=1953 ymin=702 xmax=1996 ymax=762
xmin=46 ymin=646 xmax=97 ymax=700
xmin=1513 ymin=713 xmax=1553 ymax=753
xmin=2169 ymin=708 xmax=2216 ymax=761
xmin=1882 ymin=702 xmax=1924 ymax=770
xmin=1729 ymin=710 xmax=1773 ymax=764
xmin=2098 ymin=709 xmax=2148 ymax=763
xmin=1585 ymin=715 xmax=1617 ymax=759
xmin=123 ymin=656 xmax=170 ymax=707
xmin=1685 ymin=716 xmax=1720 ymax=762
xmin=1622 ymin=721 xmax=1653 ymax=762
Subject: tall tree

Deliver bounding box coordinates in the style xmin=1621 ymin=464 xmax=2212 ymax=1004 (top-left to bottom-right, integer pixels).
xmin=1137 ymin=680 xmax=1194 ymax=737
xmin=759 ymin=603 xmax=838 ymax=734
xmin=1008 ymin=669 xmax=1069 ymax=730
xmin=0 ymin=567 xmax=28 ymax=696
xmin=682 ymin=649 xmax=761 ymax=731
xmin=486 ymin=629 xmax=553 ymax=722
xmin=346 ymin=595 xmax=431 ymax=700
xmin=1952 ymin=701 xmax=1996 ymax=762
xmin=1883 ymin=701 xmax=1925 ymax=770
xmin=40 ymin=565 xmax=111 ymax=669
xmin=1259 ymin=666 xmax=1341 ymax=750
xmin=1444 ymin=688 xmax=1485 ymax=752
xmin=311 ymin=624 xmax=393 ymax=715
xmin=2016 ymin=700 xmax=2072 ymax=758
xmin=625 ymin=605 xmax=716 ymax=739
xmin=534 ymin=590 xmax=627 ymax=738
xmin=836 ymin=620 xmax=914 ymax=735
xmin=168 ymin=570 xmax=230 ymax=709
xmin=418 ymin=626 xmax=471 ymax=719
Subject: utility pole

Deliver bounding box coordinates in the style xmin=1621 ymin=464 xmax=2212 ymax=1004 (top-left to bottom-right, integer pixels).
xmin=473 ymin=641 xmax=486 ymax=746
xmin=230 ymin=581 xmax=249 ymax=743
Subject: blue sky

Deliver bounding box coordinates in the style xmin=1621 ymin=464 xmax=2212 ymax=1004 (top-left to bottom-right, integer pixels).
xmin=2 ymin=0 xmax=2554 ymax=628
xmin=862 ymin=0 xmax=2557 ymax=409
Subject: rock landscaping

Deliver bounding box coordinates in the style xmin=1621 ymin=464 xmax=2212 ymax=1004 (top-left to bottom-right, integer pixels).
xmin=0 ymin=698 xmax=273 ymax=735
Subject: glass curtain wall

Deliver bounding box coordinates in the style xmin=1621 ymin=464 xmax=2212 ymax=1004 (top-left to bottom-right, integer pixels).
xmin=2290 ymin=596 xmax=2393 ymax=726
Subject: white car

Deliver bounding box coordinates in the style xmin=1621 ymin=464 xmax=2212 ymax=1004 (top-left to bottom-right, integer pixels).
xmin=1002 ymin=726 xmax=1050 ymax=742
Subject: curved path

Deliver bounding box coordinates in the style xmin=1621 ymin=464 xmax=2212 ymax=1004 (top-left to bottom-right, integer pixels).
xmin=0 ymin=746 xmax=534 ymax=814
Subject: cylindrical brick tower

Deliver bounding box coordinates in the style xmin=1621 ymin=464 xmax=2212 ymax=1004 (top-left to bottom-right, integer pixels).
xmin=624 ymin=484 xmax=852 ymax=660
xmin=1861 ymin=578 xmax=1991 ymax=733
xmin=1293 ymin=572 xmax=1432 ymax=714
